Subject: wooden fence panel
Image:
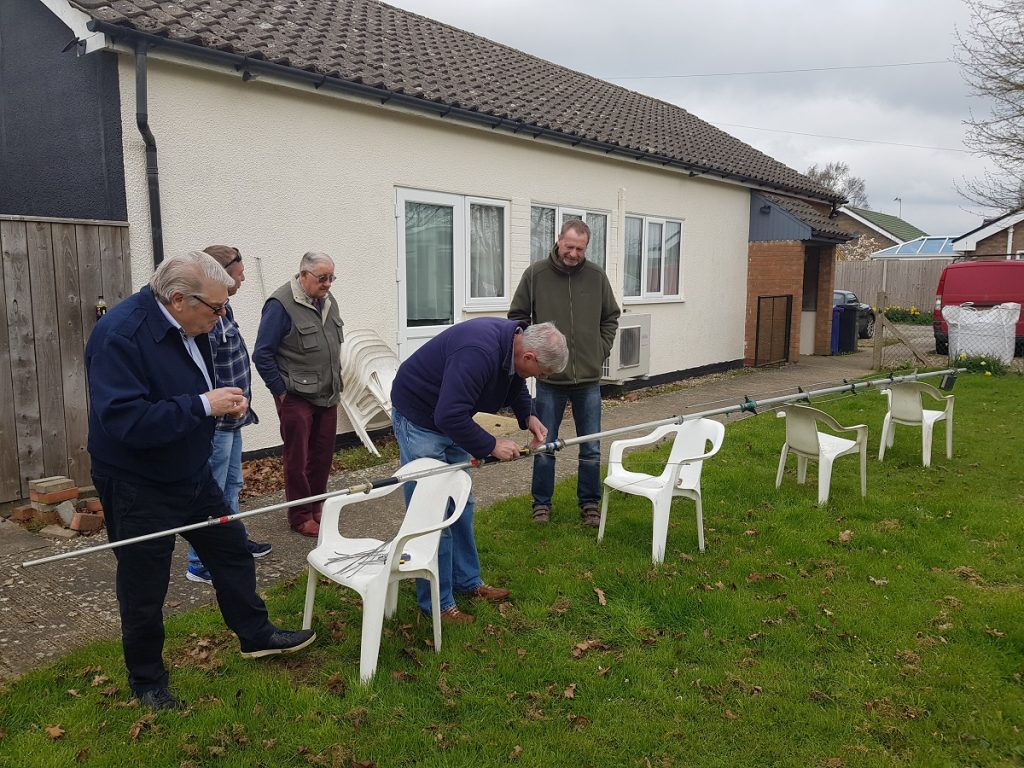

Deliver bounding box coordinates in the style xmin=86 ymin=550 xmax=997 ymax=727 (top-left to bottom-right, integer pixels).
xmin=76 ymin=225 xmax=104 ymax=345
xmin=0 ymin=226 xmax=22 ymax=501
xmin=0 ymin=217 xmax=128 ymax=502
xmin=836 ymin=260 xmax=948 ymax=312
xmin=53 ymin=223 xmax=91 ymax=485
xmin=26 ymin=221 xmax=69 ymax=479
xmin=2 ymin=221 xmax=43 ymax=498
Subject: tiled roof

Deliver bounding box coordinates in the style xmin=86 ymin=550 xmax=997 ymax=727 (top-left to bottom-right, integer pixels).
xmin=763 ymin=194 xmax=852 ymax=241
xmin=72 ymin=0 xmax=840 ymax=202
xmin=844 ymin=206 xmax=927 ymax=241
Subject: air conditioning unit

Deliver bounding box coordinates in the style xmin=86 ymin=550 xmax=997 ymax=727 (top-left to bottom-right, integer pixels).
xmin=602 ymin=313 xmax=651 ymax=383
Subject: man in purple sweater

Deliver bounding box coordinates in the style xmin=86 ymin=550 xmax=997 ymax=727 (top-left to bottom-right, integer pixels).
xmin=390 ymin=318 xmax=567 ymax=624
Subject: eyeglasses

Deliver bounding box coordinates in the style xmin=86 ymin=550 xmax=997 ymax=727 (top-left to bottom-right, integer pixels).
xmin=224 ymin=248 xmax=242 ymax=268
xmin=305 ymin=271 xmax=337 ymax=284
xmin=190 ymin=295 xmax=230 ymax=316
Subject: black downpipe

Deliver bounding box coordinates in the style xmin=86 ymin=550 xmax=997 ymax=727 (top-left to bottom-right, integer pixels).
xmin=135 ymin=44 xmax=164 ymax=266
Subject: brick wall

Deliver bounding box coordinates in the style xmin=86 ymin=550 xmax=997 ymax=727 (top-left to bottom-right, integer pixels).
xmin=972 ymin=226 xmax=1024 ymax=259
xmin=744 ymin=241 xmax=837 ymax=365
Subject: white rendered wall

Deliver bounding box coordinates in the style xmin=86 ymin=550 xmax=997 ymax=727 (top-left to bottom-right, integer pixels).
xmin=118 ymin=57 xmax=750 ymax=452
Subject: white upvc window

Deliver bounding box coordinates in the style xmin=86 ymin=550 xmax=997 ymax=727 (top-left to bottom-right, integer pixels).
xmin=398 ymin=189 xmax=510 ymax=327
xmin=624 ymin=214 xmax=683 ymax=300
xmin=530 ymin=204 xmax=608 ymax=269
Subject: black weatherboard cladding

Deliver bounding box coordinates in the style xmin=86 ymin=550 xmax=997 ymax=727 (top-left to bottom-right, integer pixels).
xmin=0 ymin=0 xmax=126 ymax=221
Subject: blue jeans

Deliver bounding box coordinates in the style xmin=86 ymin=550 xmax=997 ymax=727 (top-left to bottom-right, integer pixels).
xmin=532 ymin=381 xmax=602 ymax=509
xmin=188 ymin=429 xmax=246 ymax=571
xmin=391 ymin=408 xmax=481 ymax=614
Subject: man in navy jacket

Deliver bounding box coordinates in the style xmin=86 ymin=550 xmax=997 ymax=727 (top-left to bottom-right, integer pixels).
xmin=390 ymin=318 xmax=567 ymax=623
xmin=87 ymin=251 xmax=315 ymax=711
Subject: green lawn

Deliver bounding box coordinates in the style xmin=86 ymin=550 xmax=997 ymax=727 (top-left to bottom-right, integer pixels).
xmin=2 ymin=372 xmax=1022 ymax=767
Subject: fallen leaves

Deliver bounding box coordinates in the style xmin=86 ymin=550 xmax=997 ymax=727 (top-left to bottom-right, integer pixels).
xmin=838 ymin=529 xmax=854 ymax=544
xmin=509 ymin=745 xmax=523 ymax=760
xmin=45 ymin=724 xmax=65 ymax=740
xmin=563 ymin=683 xmax=577 ymax=699
xmin=594 ymin=587 xmax=607 ymax=606
xmin=571 ymin=639 xmax=610 ymax=658
xmin=128 ymin=713 xmax=155 ymax=742
xmin=868 ymin=576 xmax=889 ymax=586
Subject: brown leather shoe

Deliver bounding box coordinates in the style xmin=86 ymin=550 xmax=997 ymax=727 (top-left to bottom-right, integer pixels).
xmin=439 ymin=606 xmax=474 ymax=624
xmin=461 ymin=583 xmax=510 ymax=602
xmin=291 ymin=519 xmax=320 ymax=538
xmin=580 ymin=504 xmax=601 ymax=528
xmin=532 ymin=505 xmax=550 ymax=523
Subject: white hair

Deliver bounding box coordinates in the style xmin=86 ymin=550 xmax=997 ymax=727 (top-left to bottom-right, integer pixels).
xmin=150 ymin=251 xmax=234 ymax=304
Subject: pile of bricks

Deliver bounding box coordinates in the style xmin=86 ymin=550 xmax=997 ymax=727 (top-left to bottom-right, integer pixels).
xmin=8 ymin=477 xmax=105 ymax=539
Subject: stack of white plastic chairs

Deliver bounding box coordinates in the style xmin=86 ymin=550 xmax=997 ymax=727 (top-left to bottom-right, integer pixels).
xmin=339 ymin=330 xmax=400 ymax=456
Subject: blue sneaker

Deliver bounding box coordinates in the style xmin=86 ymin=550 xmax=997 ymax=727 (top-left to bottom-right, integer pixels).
xmin=247 ymin=539 xmax=272 ymax=558
xmin=185 ymin=565 xmax=213 ymax=585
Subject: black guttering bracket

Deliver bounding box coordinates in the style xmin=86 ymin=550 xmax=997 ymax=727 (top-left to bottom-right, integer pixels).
xmin=134 ymin=42 xmax=165 ymax=267
xmin=88 ymin=20 xmax=830 ymax=203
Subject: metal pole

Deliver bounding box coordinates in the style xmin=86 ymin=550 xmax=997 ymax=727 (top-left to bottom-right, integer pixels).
xmin=22 ymin=368 xmax=961 ymax=568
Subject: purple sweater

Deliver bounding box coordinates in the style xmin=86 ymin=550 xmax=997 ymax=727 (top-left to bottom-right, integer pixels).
xmin=390 ymin=318 xmax=533 ymax=459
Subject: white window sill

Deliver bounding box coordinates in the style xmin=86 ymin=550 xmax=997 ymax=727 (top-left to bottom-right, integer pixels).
xmin=623 ymin=295 xmax=685 ymax=306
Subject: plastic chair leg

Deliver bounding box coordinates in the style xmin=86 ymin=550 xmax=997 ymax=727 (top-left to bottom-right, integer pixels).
xmin=694 ymin=493 xmax=705 ymax=553
xmin=945 ymin=416 xmax=953 ymax=459
xmin=357 ymin=589 xmax=387 ymax=683
xmin=650 ymin=498 xmax=670 ymax=565
xmin=797 ymin=455 xmax=808 ymax=485
xmin=775 ymin=445 xmax=789 ymax=489
xmin=429 ymin=574 xmax=442 ymax=652
xmin=301 ymin=566 xmax=318 ymax=630
xmin=922 ymin=423 xmax=934 ymax=467
xmin=384 ymin=580 xmax=399 ymax=618
xmin=878 ymin=415 xmax=892 ymax=460
xmin=859 ymin=443 xmax=867 ymax=497
xmin=817 ymin=457 xmax=834 ymax=505
xmin=597 ymin=491 xmax=610 ymax=542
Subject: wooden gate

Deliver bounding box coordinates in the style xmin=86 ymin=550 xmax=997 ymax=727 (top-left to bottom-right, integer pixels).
xmin=754 ymin=294 xmax=792 ymax=367
xmin=0 ymin=216 xmax=131 ymax=502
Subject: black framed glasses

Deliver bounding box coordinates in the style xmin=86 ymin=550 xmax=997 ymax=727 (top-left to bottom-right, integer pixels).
xmin=190 ymin=295 xmax=230 ymax=316
xmin=304 ymin=271 xmax=337 ymax=284
xmin=224 ymin=248 xmax=242 ymax=268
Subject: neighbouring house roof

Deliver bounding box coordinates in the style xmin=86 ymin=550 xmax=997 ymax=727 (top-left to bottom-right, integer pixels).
xmin=841 ymin=206 xmax=927 ymax=242
xmin=952 ymin=207 xmax=1024 ymax=251
xmin=760 ymin=193 xmax=853 ymax=242
xmin=872 ymin=236 xmax=956 ymax=259
xmin=68 ymin=0 xmax=841 ymax=204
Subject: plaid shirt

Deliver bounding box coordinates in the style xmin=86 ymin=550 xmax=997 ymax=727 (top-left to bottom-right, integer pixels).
xmin=210 ymin=305 xmax=257 ymax=430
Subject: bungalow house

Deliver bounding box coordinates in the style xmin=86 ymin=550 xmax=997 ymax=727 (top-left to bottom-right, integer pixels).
xmin=834 ymin=206 xmax=927 ymax=261
xmin=952 ymin=208 xmax=1024 ymax=260
xmin=0 ymin=0 xmax=847 ymax=500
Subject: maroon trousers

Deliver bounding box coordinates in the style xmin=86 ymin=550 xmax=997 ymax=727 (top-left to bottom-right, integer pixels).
xmin=277 ymin=395 xmax=338 ymax=528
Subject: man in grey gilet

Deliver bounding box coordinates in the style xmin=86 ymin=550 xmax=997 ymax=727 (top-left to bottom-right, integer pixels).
xmin=253 ymin=251 xmax=345 ymax=537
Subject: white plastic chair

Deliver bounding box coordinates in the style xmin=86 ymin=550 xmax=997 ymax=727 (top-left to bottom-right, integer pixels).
xmin=775 ymin=404 xmax=867 ymax=505
xmin=878 ymin=381 xmax=954 ymax=467
xmin=338 ymin=331 xmax=401 ymax=454
xmin=598 ymin=418 xmax=726 ymax=563
xmin=301 ymin=457 xmax=473 ymax=682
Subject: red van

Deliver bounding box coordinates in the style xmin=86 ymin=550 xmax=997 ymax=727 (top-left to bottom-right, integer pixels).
xmin=933 ymin=260 xmax=1024 ymax=355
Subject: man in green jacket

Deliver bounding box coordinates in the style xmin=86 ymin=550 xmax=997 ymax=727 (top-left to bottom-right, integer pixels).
xmin=508 ymin=219 xmax=620 ymax=526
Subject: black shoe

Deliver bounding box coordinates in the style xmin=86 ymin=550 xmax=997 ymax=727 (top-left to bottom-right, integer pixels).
xmin=137 ymin=687 xmax=181 ymax=711
xmin=239 ymin=628 xmax=316 ymax=659
xmin=246 ymin=539 xmax=273 ymax=558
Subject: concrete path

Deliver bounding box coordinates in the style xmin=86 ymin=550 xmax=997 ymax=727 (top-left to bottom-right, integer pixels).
xmin=0 ymin=348 xmax=875 ymax=683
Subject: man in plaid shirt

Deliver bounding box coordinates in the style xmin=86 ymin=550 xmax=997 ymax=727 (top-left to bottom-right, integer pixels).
xmin=185 ymin=245 xmax=272 ymax=584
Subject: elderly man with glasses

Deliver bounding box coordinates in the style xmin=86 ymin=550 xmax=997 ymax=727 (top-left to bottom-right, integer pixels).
xmin=253 ymin=251 xmax=345 ymax=537
xmin=86 ymin=251 xmax=316 ymax=711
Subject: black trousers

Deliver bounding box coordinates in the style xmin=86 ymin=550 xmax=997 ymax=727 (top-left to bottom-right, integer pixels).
xmin=93 ymin=466 xmax=273 ymax=695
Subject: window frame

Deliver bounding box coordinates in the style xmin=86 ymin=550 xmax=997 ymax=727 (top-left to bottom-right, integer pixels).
xmin=623 ymin=213 xmax=685 ymax=303
xmin=464 ymin=195 xmax=511 ymax=311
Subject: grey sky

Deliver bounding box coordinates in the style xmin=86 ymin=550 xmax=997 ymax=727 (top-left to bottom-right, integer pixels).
xmin=386 ymin=0 xmax=998 ymax=237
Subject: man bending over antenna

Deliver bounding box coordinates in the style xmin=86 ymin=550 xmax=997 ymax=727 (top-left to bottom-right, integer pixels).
xmin=390 ymin=318 xmax=568 ymax=624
